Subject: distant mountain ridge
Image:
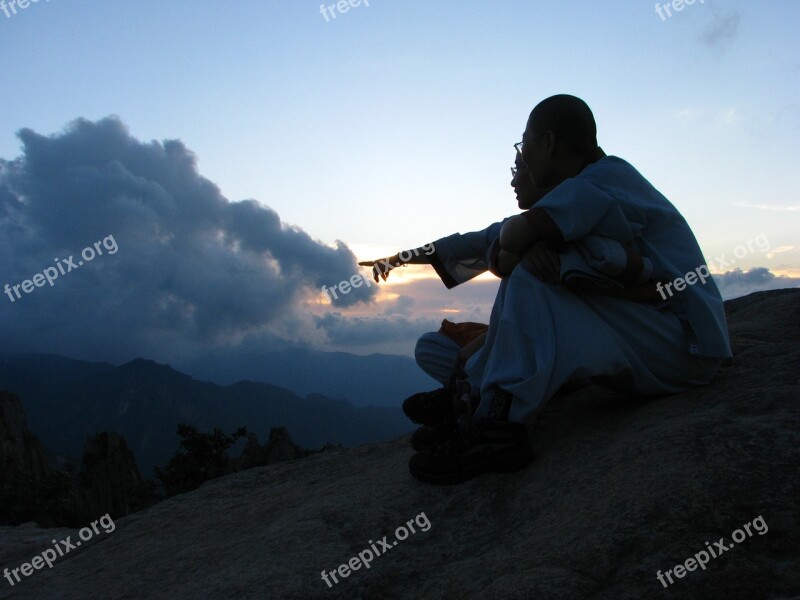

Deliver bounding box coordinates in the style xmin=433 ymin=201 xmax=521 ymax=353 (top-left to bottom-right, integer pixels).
xmin=0 ymin=354 xmax=416 ymax=477
xmin=176 ymin=347 xmax=437 ymax=408
xmin=0 ymin=347 xmax=439 ymax=409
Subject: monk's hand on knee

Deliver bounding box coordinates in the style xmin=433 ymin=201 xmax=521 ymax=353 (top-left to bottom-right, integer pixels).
xmin=521 ymin=241 xmax=561 ymax=284
xmin=358 ymin=254 xmax=401 ymax=282
xmin=495 ymin=249 xmax=521 ymax=276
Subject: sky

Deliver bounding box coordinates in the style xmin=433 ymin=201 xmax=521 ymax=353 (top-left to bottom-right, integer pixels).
xmin=0 ymin=0 xmax=798 ymax=364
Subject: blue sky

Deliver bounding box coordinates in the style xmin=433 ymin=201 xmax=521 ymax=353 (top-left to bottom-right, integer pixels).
xmin=1 ymin=0 xmax=798 ymax=358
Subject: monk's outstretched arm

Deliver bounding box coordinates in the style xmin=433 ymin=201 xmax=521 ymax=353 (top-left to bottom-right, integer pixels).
xmin=359 ymin=243 xmax=436 ymax=282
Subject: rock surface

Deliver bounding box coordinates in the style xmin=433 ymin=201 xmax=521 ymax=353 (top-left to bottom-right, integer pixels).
xmin=2 ymin=289 xmax=799 ymax=600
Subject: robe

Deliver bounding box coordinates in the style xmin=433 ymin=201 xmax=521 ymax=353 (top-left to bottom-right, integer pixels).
xmin=418 ymin=155 xmax=732 ymax=422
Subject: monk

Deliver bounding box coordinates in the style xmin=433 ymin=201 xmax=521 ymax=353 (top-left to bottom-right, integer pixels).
xmin=360 ymin=94 xmax=732 ymax=485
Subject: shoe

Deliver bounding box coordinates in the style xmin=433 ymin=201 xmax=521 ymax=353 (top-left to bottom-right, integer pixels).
xmin=402 ymin=387 xmax=454 ymax=426
xmin=408 ymin=417 xmax=533 ymax=485
xmin=409 ymin=424 xmax=458 ymax=452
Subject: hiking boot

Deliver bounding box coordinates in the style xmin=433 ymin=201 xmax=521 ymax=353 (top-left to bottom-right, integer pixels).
xmin=409 ymin=424 xmax=457 ymax=452
xmin=408 ymin=417 xmax=534 ymax=485
xmin=402 ymin=387 xmax=454 ymax=426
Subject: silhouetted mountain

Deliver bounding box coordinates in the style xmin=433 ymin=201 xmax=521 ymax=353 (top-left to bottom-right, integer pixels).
xmin=75 ymin=431 xmax=144 ymax=522
xmin=1 ymin=347 xmax=439 ymax=409
xmin=177 ymin=348 xmax=437 ymax=408
xmin=0 ymin=353 xmax=115 ymax=391
xmin=1 ymin=392 xmax=153 ymax=527
xmin=0 ymin=391 xmax=50 ymax=489
xmin=0 ymin=357 xmax=415 ymax=477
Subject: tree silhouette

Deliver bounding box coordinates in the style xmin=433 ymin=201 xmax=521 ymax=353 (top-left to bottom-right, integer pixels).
xmin=155 ymin=424 xmax=247 ymax=496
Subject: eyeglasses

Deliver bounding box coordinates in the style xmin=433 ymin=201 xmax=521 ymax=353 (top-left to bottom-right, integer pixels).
xmin=516 ymin=132 xmax=548 ymax=157
xmin=514 ymin=140 xmax=532 ymax=171
xmin=513 ymin=142 xmax=526 ymax=178
xmin=513 ymin=132 xmax=550 ymax=176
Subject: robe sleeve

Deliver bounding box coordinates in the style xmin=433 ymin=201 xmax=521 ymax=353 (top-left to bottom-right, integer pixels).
xmin=429 ymin=220 xmax=507 ymax=288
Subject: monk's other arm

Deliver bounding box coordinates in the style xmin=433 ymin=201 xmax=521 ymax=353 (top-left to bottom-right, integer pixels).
xmin=493 ymin=208 xmax=565 ymax=279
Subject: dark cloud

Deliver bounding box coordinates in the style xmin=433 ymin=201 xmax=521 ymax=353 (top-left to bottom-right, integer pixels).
xmin=0 ymin=117 xmax=375 ymax=363
xmin=699 ymin=7 xmax=740 ymax=47
xmin=714 ymin=267 xmax=799 ymax=300
xmin=313 ymin=312 xmax=440 ymax=346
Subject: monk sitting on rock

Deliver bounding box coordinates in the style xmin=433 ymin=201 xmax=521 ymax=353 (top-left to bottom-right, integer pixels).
xmin=361 ymin=94 xmax=732 ymax=485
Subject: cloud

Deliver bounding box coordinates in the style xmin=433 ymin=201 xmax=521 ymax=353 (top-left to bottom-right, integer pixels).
xmin=735 ymin=202 xmax=800 ymax=212
xmin=714 ymin=267 xmax=800 ymax=300
xmin=765 ymin=245 xmax=796 ymax=259
xmin=674 ymin=106 xmax=745 ymax=126
xmin=313 ymin=312 xmax=440 ymax=347
xmin=383 ymin=294 xmax=416 ymax=316
xmin=721 ymin=108 xmax=740 ymax=125
xmin=699 ymin=8 xmax=740 ymax=48
xmin=0 ymin=117 xmax=375 ymax=363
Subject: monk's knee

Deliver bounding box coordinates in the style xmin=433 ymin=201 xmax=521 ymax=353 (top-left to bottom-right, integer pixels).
xmin=414 ymin=332 xmax=443 ymax=370
xmin=414 ymin=332 xmax=461 ymax=385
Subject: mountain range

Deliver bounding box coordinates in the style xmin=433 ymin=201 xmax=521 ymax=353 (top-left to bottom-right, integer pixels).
xmin=176 ymin=347 xmax=437 ymax=408
xmin=0 ymin=353 xmax=419 ymax=477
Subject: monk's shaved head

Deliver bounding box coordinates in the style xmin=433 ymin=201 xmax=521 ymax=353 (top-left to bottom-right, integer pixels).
xmin=520 ymin=94 xmax=605 ymax=188
xmin=527 ymin=94 xmax=597 ymax=153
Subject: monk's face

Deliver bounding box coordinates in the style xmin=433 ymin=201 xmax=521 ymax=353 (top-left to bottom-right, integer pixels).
xmin=520 ymin=126 xmax=558 ymax=189
xmin=522 ymin=111 xmax=601 ymax=188
xmin=511 ymin=153 xmax=537 ymax=209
